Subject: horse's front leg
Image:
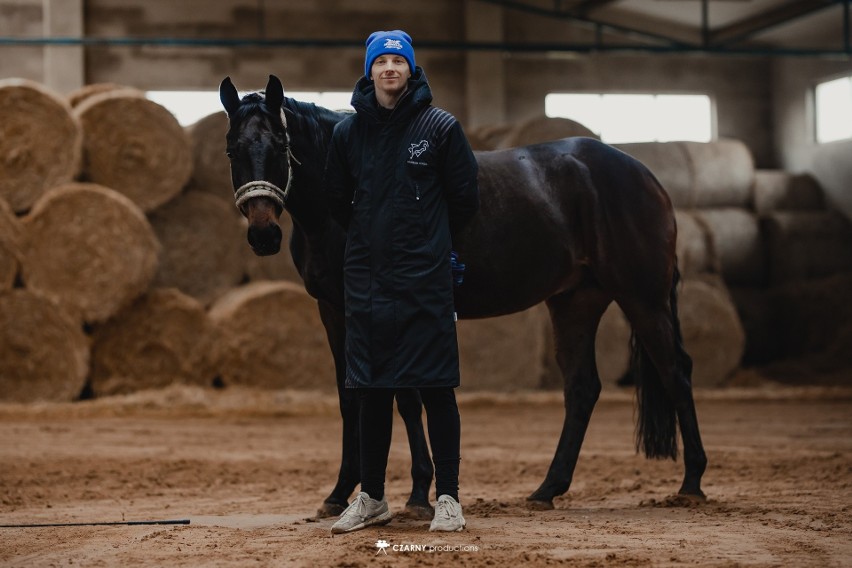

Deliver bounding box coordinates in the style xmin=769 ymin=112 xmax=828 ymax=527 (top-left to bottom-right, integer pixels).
xmin=316 ymin=300 xmax=360 ymax=518
xmin=395 ymin=389 xmax=434 ymax=519
xmin=528 ymin=288 xmax=610 ymax=509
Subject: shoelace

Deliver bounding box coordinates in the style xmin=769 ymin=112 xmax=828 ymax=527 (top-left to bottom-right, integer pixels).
xmin=341 ymin=495 xmax=368 ymax=521
xmin=436 ymin=500 xmax=454 ymax=519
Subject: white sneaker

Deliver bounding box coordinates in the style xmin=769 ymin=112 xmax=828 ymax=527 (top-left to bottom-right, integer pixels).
xmin=330 ymin=492 xmax=392 ymax=534
xmin=429 ymin=495 xmax=465 ymax=532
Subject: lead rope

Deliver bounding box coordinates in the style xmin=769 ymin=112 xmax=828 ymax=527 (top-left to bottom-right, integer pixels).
xmin=233 ymin=107 xmax=300 ymax=215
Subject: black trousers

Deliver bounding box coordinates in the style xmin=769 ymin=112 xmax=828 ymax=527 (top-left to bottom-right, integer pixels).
xmin=359 ymin=387 xmax=460 ymax=503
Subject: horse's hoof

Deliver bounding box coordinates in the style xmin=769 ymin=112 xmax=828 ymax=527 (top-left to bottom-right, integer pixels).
xmin=674 ymin=491 xmax=707 ymax=505
xmin=402 ymin=503 xmax=434 ymax=520
xmin=316 ymin=502 xmax=346 ymax=518
xmin=525 ymin=498 xmax=554 ymax=511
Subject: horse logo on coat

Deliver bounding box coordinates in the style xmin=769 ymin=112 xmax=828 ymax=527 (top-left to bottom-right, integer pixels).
xmin=409 ymin=140 xmax=429 ymax=159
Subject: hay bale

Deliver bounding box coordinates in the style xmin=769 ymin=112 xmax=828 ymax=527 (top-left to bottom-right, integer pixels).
xmin=0 ymin=289 xmax=89 ymax=403
xmin=679 ymin=279 xmax=745 ymax=387
xmin=148 ymin=191 xmax=246 ymax=304
xmin=497 ymin=116 xmax=598 ymax=149
xmin=683 ymin=140 xmax=754 ymax=208
xmin=615 ymin=140 xmax=754 ymax=208
xmin=675 ymin=209 xmax=719 ymax=277
xmin=468 ymin=123 xmax=515 ymax=151
xmin=0 ymin=78 xmax=82 ymax=213
xmin=539 ymin=302 xmax=631 ymax=390
xmin=457 ymin=305 xmax=549 ymax=391
xmin=0 ymin=198 xmax=24 ymax=291
xmin=74 ymin=91 xmax=191 ymax=212
xmin=67 ymin=83 xmax=143 ymax=109
xmin=694 ymin=208 xmax=766 ymax=287
xmin=209 ymin=280 xmax=334 ymax=390
xmin=89 ymin=288 xmax=218 ymax=396
xmin=615 ymin=141 xmax=694 ymax=207
xmin=752 ymin=170 xmax=825 ymax=214
xmin=186 ymin=111 xmax=232 ymax=200
xmin=243 ymin=213 xmax=303 ymax=284
xmin=21 ymin=183 xmax=160 ymax=324
xmin=762 ymin=211 xmax=852 ymax=286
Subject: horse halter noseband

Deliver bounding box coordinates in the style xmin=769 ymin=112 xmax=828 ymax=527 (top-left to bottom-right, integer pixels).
xmin=233 ymin=108 xmax=301 ymax=215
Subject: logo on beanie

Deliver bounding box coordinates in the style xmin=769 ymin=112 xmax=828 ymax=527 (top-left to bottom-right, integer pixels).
xmin=383 ymin=38 xmax=403 ymax=50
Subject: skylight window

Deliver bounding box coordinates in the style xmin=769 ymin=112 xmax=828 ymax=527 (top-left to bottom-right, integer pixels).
xmin=815 ymin=76 xmax=852 ymax=144
xmin=545 ymin=93 xmax=713 ymax=144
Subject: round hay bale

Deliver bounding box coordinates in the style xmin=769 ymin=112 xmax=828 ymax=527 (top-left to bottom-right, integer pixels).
xmin=457 ymin=304 xmax=549 ymax=391
xmin=67 ymin=83 xmax=143 ymax=109
xmin=0 ymin=289 xmax=89 ymax=403
xmin=148 ymin=191 xmax=246 ymax=305
xmin=679 ymin=279 xmax=745 ymax=387
xmin=469 ymin=123 xmax=515 ymax=151
xmin=762 ymin=211 xmax=852 ymax=286
xmin=539 ymin=302 xmax=631 ymax=390
xmin=21 ymin=183 xmax=160 ymax=324
xmin=752 ymin=170 xmax=825 ymax=214
xmin=614 ymin=141 xmax=694 ymax=207
xmin=0 ymin=78 xmax=82 ymax=213
xmin=497 ymin=116 xmax=598 ymax=149
xmin=209 ymin=280 xmax=334 ymax=390
xmin=614 ymin=140 xmax=754 ymax=209
xmin=243 ymin=213 xmax=303 ymax=284
xmin=693 ymin=208 xmax=766 ymax=287
xmin=683 ymin=139 xmax=754 ymax=208
xmin=185 ymin=111 xmax=232 ymax=199
xmin=675 ymin=209 xmax=719 ymax=277
xmin=0 ymin=198 xmax=24 ymax=291
xmin=89 ymin=288 xmax=218 ymax=396
xmin=74 ymin=91 xmax=191 ymax=212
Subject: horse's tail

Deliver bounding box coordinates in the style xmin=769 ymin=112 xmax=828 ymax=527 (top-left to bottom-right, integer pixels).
xmin=629 ymin=265 xmax=688 ymax=460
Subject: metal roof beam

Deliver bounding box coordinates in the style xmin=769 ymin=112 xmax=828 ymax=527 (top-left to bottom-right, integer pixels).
xmin=710 ymin=0 xmax=840 ymax=45
xmin=475 ymin=0 xmax=690 ymax=46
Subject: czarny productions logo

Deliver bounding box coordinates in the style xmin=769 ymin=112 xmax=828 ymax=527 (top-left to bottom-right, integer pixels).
xmin=374 ymin=538 xmax=479 ymax=555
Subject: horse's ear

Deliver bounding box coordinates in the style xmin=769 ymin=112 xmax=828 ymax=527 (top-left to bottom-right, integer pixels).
xmin=265 ymin=74 xmax=284 ymax=114
xmin=219 ymin=76 xmax=240 ymax=116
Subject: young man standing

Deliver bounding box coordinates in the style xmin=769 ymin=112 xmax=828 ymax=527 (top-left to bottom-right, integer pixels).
xmin=324 ymin=30 xmax=479 ymax=533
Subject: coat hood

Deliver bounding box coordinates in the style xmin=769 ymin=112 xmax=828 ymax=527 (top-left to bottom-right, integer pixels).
xmin=350 ymin=66 xmax=432 ymax=122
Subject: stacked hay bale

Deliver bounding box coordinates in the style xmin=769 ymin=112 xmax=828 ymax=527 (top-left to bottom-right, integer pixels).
xmin=147 ymin=191 xmax=247 ymax=305
xmin=0 ymin=289 xmax=90 ymax=403
xmin=0 ymin=79 xmax=81 ymax=213
xmin=73 ymin=90 xmax=192 ymax=212
xmin=185 ymin=110 xmax=232 ymax=200
xmin=209 ymin=280 xmax=335 ymax=391
xmin=0 ymin=198 xmax=24 ymax=291
xmin=21 ymin=183 xmax=160 ymax=324
xmin=89 ymin=288 xmax=218 ymax=396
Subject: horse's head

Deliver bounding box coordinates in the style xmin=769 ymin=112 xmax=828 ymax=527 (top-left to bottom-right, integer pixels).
xmin=220 ymin=74 xmax=290 ymax=256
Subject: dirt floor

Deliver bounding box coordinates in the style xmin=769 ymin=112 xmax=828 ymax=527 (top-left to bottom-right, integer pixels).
xmin=1 ymin=384 xmax=851 ymax=567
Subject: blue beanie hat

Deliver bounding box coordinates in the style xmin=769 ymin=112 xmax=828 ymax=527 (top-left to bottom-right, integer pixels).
xmin=364 ymin=30 xmax=415 ymax=78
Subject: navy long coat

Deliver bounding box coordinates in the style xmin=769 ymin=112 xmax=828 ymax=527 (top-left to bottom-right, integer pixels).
xmin=324 ymin=68 xmax=479 ymax=389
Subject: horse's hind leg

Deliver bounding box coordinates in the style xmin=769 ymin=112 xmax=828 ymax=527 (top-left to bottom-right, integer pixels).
xmin=528 ymin=286 xmax=611 ymax=509
xmin=395 ymin=389 xmax=435 ymax=519
xmin=618 ymin=288 xmax=707 ymax=498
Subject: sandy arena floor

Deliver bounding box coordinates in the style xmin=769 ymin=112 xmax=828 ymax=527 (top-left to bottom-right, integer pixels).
xmin=1 ymin=385 xmax=850 ymax=567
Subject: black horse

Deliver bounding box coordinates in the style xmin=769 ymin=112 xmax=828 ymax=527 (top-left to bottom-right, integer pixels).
xmin=219 ymin=75 xmax=707 ymax=516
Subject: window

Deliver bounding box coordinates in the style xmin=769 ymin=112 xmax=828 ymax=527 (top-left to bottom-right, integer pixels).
xmin=545 ymin=93 xmax=713 ymax=144
xmin=815 ymin=76 xmax=852 ymax=144
xmin=146 ymin=90 xmax=353 ymax=127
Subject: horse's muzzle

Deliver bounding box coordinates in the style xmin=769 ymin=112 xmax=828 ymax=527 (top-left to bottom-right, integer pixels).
xmin=247 ymin=222 xmax=282 ymax=256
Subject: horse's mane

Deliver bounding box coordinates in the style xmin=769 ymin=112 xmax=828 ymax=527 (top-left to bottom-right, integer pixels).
xmin=235 ymin=91 xmax=348 ymax=162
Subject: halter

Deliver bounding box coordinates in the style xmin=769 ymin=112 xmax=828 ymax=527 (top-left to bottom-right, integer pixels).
xmin=233 ymin=108 xmax=301 ymax=215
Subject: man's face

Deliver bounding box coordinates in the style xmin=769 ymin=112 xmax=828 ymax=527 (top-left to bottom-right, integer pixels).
xmin=370 ymin=54 xmax=411 ymax=96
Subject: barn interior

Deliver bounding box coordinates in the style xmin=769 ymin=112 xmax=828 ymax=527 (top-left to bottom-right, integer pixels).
xmin=1 ymin=0 xmax=850 ymax=397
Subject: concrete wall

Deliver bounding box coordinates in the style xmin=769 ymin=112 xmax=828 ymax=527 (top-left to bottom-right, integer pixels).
xmin=0 ymin=0 xmax=848 ymax=175
xmin=773 ymin=58 xmax=852 ymax=220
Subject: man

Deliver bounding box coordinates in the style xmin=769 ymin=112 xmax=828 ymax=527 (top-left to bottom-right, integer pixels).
xmin=324 ymin=30 xmax=479 ymax=534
